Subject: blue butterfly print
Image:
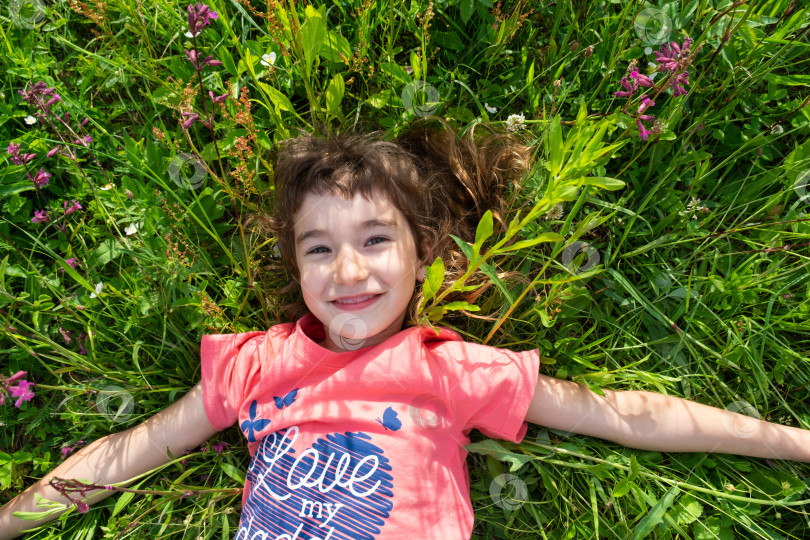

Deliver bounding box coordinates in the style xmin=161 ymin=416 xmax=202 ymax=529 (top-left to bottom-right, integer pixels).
xmin=375 ymin=406 xmax=402 ymax=431
xmin=273 ymin=388 xmax=299 ymax=410
xmin=241 ymin=400 xmax=271 ymax=443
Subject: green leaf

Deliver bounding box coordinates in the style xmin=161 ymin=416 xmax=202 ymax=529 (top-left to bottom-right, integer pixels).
xmin=548 ymin=116 xmax=563 ymax=177
xmin=497 ymin=232 xmax=564 ymax=253
xmin=367 ymin=91 xmax=390 ymax=108
xmin=88 ymin=239 xmax=123 ymax=268
xmin=612 ymin=478 xmax=633 ymax=498
xmin=379 ymin=62 xmax=411 ymax=85
xmin=301 ymin=6 xmax=326 ymax=73
xmin=259 ymin=82 xmax=294 ymax=113
xmin=325 ymin=74 xmax=345 ymax=113
xmin=465 ymin=439 xmax=532 ymax=472
xmin=478 ymin=260 xmax=513 ymax=305
xmin=111 ymin=491 xmax=136 ymax=517
xmin=220 ymin=462 xmax=246 ymax=484
xmin=422 ymin=257 xmax=445 ymax=301
xmin=631 ymin=486 xmax=680 ymax=540
xmin=459 ymin=0 xmax=475 ymax=23
xmin=450 ymin=234 xmax=474 ymax=261
xmin=569 ymin=176 xmax=626 ymax=191
xmin=441 ymin=300 xmax=480 ymax=312
xmin=669 ymin=494 xmax=702 ymax=525
xmin=320 ymin=30 xmax=351 ymax=63
xmin=472 ymin=210 xmax=493 ymax=260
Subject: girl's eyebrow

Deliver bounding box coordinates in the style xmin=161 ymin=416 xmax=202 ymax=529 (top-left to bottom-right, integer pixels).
xmin=295 ymin=217 xmax=398 ymax=246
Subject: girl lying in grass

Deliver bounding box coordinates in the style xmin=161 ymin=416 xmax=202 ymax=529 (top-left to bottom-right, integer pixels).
xmin=1 ymin=119 xmax=808 ymax=540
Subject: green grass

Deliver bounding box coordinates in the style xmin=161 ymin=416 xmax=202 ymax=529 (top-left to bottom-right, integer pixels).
xmin=1 ymin=0 xmax=809 ymax=538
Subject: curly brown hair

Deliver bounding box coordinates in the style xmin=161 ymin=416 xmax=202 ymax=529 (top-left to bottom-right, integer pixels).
xmin=252 ymin=117 xmax=533 ymax=330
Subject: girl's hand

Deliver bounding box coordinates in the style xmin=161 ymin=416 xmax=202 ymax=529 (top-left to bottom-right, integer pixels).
xmin=0 ymin=381 xmax=220 ymax=540
xmin=525 ymin=374 xmax=810 ymax=462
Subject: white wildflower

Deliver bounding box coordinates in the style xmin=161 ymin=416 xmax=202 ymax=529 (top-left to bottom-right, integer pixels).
xmin=644 ymin=46 xmax=653 ymax=55
xmin=24 ymin=115 xmax=36 ymax=125
xmin=125 ymin=224 xmax=138 ymax=236
xmin=89 ymin=282 xmax=103 ymax=298
xmin=261 ymin=52 xmax=276 ymax=67
xmin=185 ymin=31 xmax=195 ymax=38
xmin=100 ymin=183 xmax=115 ymax=191
xmin=770 ymin=124 xmax=783 ymax=135
xmin=484 ymin=103 xmax=497 ymax=114
xmin=505 ymin=113 xmax=525 ymax=132
xmin=271 ymin=243 xmax=281 ymax=258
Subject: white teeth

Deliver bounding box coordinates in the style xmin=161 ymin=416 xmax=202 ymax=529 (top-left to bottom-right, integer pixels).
xmin=335 ymin=294 xmax=376 ymax=304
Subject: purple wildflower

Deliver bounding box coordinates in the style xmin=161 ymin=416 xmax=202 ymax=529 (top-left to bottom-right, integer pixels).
xmin=45 ymin=94 xmax=62 ymax=108
xmin=181 ymin=112 xmax=199 ymax=130
xmin=47 ymin=146 xmax=60 ymax=158
xmin=7 ymin=143 xmax=35 ymax=166
xmin=630 ymin=69 xmax=655 ymax=89
xmin=613 ymin=76 xmax=638 ymax=98
xmin=18 ymin=81 xmax=56 ymax=106
xmin=11 ymin=380 xmax=35 ymax=407
xmin=32 ymin=169 xmax=51 ymax=188
xmin=77 ymin=333 xmax=88 ymax=354
xmin=634 ymin=94 xmax=656 ymax=141
xmin=209 ymin=90 xmax=228 ymax=104
xmin=201 ymin=55 xmax=222 ymax=67
xmin=66 ymin=257 xmax=79 ymax=268
xmin=672 ymin=72 xmax=689 ymax=96
xmin=187 ymin=3 xmax=218 ymax=37
xmin=211 ymin=441 xmax=228 ymax=454
xmin=654 ymin=38 xmax=693 ymax=74
xmin=63 ymin=200 xmax=82 ymax=215
xmin=31 ymin=209 xmax=51 ymax=223
xmin=60 ymin=326 xmax=73 ymax=344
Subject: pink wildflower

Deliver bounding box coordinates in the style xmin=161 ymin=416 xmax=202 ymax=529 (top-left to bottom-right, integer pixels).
xmin=181 ymin=112 xmax=199 ymax=130
xmin=630 ymin=69 xmax=655 ymax=88
xmin=187 ymin=3 xmax=218 ymax=37
xmin=63 ymin=200 xmax=82 ymax=215
xmin=31 ymin=210 xmax=51 ymax=223
xmin=32 ymin=169 xmax=51 ymax=188
xmin=209 ymin=91 xmax=228 ymax=104
xmin=11 ymin=380 xmax=35 ymax=407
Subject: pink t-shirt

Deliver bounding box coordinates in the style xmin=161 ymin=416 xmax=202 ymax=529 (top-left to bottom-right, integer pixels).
xmin=201 ymin=312 xmax=539 ymax=540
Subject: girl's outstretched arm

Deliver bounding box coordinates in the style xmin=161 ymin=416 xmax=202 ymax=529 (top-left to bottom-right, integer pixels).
xmin=525 ymin=374 xmax=810 ymax=462
xmin=0 ymin=381 xmax=220 ymax=540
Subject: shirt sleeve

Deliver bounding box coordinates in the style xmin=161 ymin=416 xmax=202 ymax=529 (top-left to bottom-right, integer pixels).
xmin=434 ymin=341 xmax=539 ymax=443
xmin=200 ymin=331 xmax=268 ymax=431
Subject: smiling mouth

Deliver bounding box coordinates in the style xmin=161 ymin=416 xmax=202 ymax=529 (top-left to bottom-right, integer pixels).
xmin=332 ymin=294 xmax=382 ymax=304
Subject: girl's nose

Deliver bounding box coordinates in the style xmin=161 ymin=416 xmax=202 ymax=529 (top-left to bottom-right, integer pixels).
xmin=333 ymin=245 xmax=369 ymax=284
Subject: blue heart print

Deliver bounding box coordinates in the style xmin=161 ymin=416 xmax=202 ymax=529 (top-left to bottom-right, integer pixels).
xmin=239 ymin=428 xmax=394 ymax=540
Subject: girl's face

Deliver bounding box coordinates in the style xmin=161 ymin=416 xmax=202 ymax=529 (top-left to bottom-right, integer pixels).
xmin=293 ymin=189 xmax=427 ymax=353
